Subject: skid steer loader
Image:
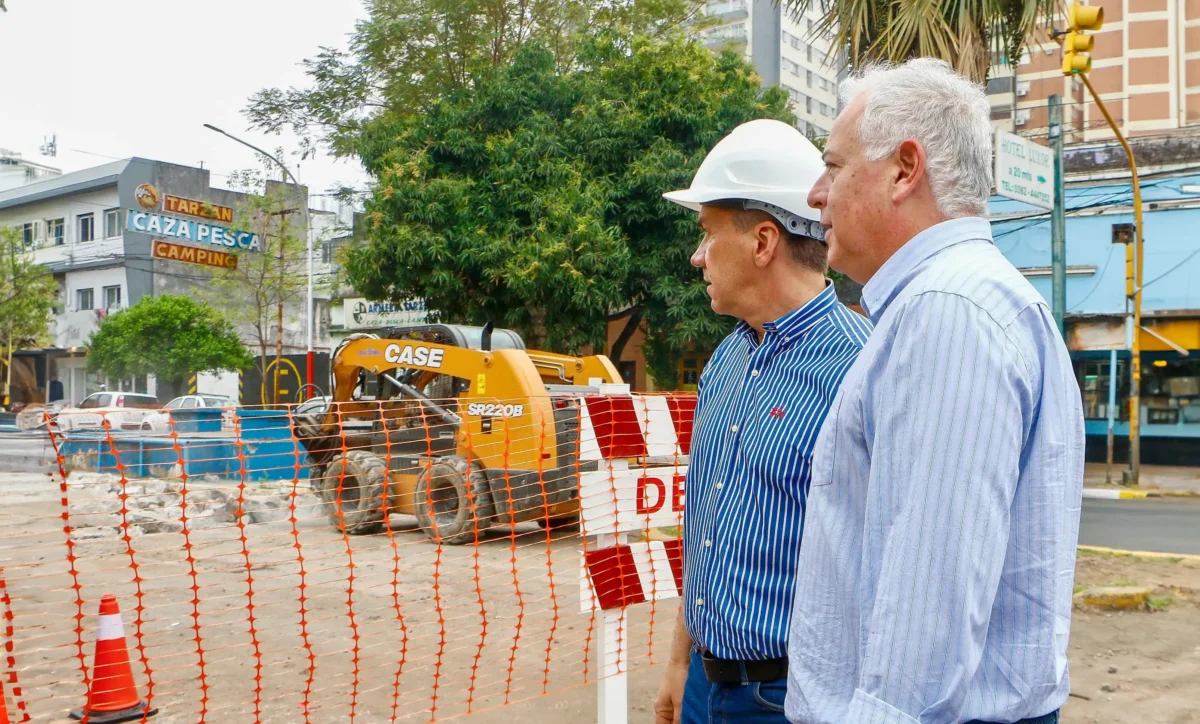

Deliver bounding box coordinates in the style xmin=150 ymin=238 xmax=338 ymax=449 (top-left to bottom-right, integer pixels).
xmin=294 ymin=323 xmax=622 ymax=543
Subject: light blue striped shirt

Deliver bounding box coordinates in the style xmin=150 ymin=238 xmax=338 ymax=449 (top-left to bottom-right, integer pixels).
xmin=685 ymin=281 xmax=872 ymax=661
xmin=785 ymin=218 xmax=1085 ymax=723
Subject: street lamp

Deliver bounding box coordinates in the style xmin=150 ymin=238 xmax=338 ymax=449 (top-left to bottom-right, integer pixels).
xmin=203 ymin=124 xmax=315 ymax=402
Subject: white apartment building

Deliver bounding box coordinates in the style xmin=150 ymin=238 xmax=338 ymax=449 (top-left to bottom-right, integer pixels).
xmin=0 ymin=148 xmax=60 ymax=192
xmin=700 ymin=0 xmax=843 ymax=138
xmin=0 ymin=158 xmax=338 ymax=406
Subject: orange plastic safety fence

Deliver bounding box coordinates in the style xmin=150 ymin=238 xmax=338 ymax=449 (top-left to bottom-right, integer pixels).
xmin=0 ymin=392 xmax=691 ymax=722
xmin=1 ymin=564 xmax=33 ymax=723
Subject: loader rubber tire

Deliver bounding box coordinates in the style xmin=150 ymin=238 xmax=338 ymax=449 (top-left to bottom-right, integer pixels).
xmin=324 ymin=450 xmax=387 ymax=535
xmin=415 ymin=457 xmax=495 ymax=545
xmin=307 ymin=463 xmax=336 ymax=518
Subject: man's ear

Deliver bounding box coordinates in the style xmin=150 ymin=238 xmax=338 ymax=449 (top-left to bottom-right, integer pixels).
xmin=891 ymin=138 xmax=928 ymax=205
xmin=752 ymin=220 xmax=783 ymax=269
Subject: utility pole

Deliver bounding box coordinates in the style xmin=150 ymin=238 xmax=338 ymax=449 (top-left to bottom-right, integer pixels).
xmin=203 ymin=124 xmax=314 ymax=401
xmin=1049 ymin=95 xmax=1066 ymax=337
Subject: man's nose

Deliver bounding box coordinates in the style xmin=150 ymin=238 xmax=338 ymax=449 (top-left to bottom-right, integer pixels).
xmin=808 ymin=173 xmax=830 ymax=210
xmin=690 ymin=240 xmax=706 ymax=268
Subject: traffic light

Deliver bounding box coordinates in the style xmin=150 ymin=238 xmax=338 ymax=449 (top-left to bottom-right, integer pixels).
xmin=1062 ymin=2 xmax=1104 ymax=75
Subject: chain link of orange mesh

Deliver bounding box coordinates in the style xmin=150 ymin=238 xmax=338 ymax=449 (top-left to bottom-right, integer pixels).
xmin=1 ymin=564 xmax=32 ymax=723
xmin=45 ymin=413 xmax=92 ymax=723
xmin=231 ymin=413 xmax=265 ymax=722
xmin=282 ymin=403 xmax=318 ymax=724
xmin=14 ymin=393 xmax=693 ymax=722
xmin=99 ymin=421 xmax=158 ymax=723
xmin=168 ymin=418 xmax=211 ymax=722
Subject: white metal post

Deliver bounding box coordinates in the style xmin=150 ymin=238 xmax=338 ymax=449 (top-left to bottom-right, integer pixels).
xmin=596 ymin=455 xmax=630 ymax=724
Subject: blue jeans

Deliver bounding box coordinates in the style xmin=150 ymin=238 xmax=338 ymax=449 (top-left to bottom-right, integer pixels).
xmin=967 ymin=714 xmax=1059 ymax=724
xmin=681 ymin=649 xmax=789 ymax=724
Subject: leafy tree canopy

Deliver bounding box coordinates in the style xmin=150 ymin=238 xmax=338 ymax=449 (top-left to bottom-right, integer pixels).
xmin=246 ymin=0 xmax=707 ymax=159
xmin=346 ymin=36 xmax=793 ymax=378
xmin=86 ymin=295 xmax=253 ymax=390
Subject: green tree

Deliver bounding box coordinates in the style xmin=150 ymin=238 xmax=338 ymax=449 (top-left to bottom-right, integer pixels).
xmin=206 ymin=180 xmax=314 ymax=404
xmin=0 ymin=227 xmax=57 ymax=407
xmin=245 ymin=0 xmax=706 ymax=158
xmin=346 ymin=37 xmax=793 ymax=374
xmin=785 ymin=0 xmax=1054 ymax=83
xmin=86 ymin=295 xmax=252 ymax=397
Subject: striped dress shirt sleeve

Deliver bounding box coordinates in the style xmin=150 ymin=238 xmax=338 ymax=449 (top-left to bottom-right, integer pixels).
xmin=844 ymin=294 xmax=1031 ymax=722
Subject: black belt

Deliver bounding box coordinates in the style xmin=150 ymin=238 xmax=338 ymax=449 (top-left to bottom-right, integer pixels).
xmin=699 ymin=649 xmax=788 ymax=684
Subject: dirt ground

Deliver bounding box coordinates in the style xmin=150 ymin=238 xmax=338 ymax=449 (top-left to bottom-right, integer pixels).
xmin=0 ymin=472 xmax=680 ymax=724
xmin=2 ymin=472 xmax=1198 ymax=723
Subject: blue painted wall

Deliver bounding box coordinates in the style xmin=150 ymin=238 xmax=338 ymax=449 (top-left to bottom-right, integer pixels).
xmin=990 ymin=172 xmax=1200 ymax=316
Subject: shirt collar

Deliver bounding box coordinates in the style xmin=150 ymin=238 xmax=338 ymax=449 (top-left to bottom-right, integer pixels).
xmin=860 ymin=217 xmax=993 ymax=323
xmin=734 ymin=279 xmax=839 ymax=346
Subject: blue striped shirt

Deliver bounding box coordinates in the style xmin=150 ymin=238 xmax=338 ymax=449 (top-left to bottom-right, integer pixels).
xmin=786 ymin=218 xmax=1085 ymax=723
xmin=684 ymin=281 xmax=872 ymax=661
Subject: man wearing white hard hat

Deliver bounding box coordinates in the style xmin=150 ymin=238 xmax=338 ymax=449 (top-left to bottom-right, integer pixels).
xmin=653 ymin=119 xmax=872 ymax=724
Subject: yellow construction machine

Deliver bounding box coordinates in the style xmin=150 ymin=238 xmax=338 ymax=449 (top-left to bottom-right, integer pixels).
xmin=294 ymin=323 xmax=621 ymax=543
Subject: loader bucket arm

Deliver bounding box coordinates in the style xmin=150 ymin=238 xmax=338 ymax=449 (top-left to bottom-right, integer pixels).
xmin=524 ymin=350 xmax=621 ymax=386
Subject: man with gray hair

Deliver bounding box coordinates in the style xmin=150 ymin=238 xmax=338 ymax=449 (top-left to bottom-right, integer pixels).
xmin=785 ymin=58 xmax=1084 ymax=724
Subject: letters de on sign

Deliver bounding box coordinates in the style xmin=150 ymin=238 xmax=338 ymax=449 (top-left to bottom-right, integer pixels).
xmin=383 ymin=343 xmax=445 ymax=369
xmin=580 ymin=466 xmax=687 ymax=536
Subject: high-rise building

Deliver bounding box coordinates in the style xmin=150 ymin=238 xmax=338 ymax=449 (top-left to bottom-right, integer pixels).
xmin=989 ymin=0 xmax=1200 ymax=141
xmin=699 ymin=0 xmax=843 ymax=138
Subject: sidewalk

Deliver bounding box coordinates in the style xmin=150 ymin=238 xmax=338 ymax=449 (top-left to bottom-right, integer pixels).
xmin=1084 ymin=462 xmax=1200 ymax=498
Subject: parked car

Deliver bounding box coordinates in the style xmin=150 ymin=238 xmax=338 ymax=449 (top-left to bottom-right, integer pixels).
xmin=140 ymin=394 xmax=236 ymax=432
xmin=53 ymin=392 xmax=161 ymax=432
xmin=14 ymin=401 xmax=69 ymax=431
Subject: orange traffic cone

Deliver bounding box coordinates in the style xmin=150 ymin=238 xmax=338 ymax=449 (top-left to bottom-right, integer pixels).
xmin=69 ymin=594 xmax=157 ymax=723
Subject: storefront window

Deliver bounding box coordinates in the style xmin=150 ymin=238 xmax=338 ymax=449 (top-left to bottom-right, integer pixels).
xmin=1078 ymin=358 xmax=1129 ymax=421
xmin=1142 ymin=358 xmax=1200 ymax=426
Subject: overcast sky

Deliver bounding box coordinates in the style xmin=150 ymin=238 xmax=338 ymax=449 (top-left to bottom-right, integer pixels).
xmin=0 ymin=0 xmax=372 ymax=199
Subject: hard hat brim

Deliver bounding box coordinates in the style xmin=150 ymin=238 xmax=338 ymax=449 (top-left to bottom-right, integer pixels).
xmin=661 ymin=189 xmax=705 ymax=212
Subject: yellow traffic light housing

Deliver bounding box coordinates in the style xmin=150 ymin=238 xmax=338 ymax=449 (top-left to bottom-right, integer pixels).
xmin=1062 ymin=31 xmax=1094 ymax=74
xmin=1061 ymin=2 xmax=1104 ymax=75
xmin=1069 ymin=3 xmax=1104 ymax=31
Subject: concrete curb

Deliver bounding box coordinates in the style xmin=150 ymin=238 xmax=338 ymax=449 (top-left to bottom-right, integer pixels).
xmin=1083 ymin=488 xmax=1200 ymax=500
xmin=1078 ymin=545 xmax=1200 ymax=562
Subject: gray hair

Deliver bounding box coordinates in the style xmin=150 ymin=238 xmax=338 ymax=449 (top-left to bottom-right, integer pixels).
xmin=840 ymin=58 xmax=993 ymax=218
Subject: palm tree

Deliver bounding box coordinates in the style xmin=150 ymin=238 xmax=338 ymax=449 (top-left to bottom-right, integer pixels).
xmin=783 ymin=0 xmax=1058 ymax=83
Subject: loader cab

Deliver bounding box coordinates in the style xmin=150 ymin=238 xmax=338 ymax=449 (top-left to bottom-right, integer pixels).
xmin=382 ymin=324 xmax=526 ymax=351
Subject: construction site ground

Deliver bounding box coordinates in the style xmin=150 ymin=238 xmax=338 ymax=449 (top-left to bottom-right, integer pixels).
xmin=1 ymin=471 xmax=1198 ymax=723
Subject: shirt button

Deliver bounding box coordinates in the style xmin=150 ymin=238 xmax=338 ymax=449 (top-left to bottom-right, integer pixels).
xmin=731 ymin=424 xmax=738 ymax=433
xmin=696 ymin=598 xmax=705 ymax=606
xmin=704 ymin=539 xmax=712 ymax=547
xmin=750 ymin=369 xmax=760 ymax=377
xmin=715 ymin=481 xmax=724 ymax=490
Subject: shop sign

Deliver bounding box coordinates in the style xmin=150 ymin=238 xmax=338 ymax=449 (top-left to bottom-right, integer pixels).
xmin=135 ymin=183 xmax=160 ymax=209
xmin=344 ymin=297 xmax=427 ymax=329
xmin=126 ymin=210 xmax=262 ymax=252
xmin=994 ymin=130 xmax=1054 ymax=210
xmin=164 ymin=194 xmax=234 ymax=223
xmin=151 ymin=239 xmax=238 ymax=270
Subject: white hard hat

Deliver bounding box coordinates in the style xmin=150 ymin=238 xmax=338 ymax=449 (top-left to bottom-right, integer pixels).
xmin=663 ymin=118 xmax=826 ymax=242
